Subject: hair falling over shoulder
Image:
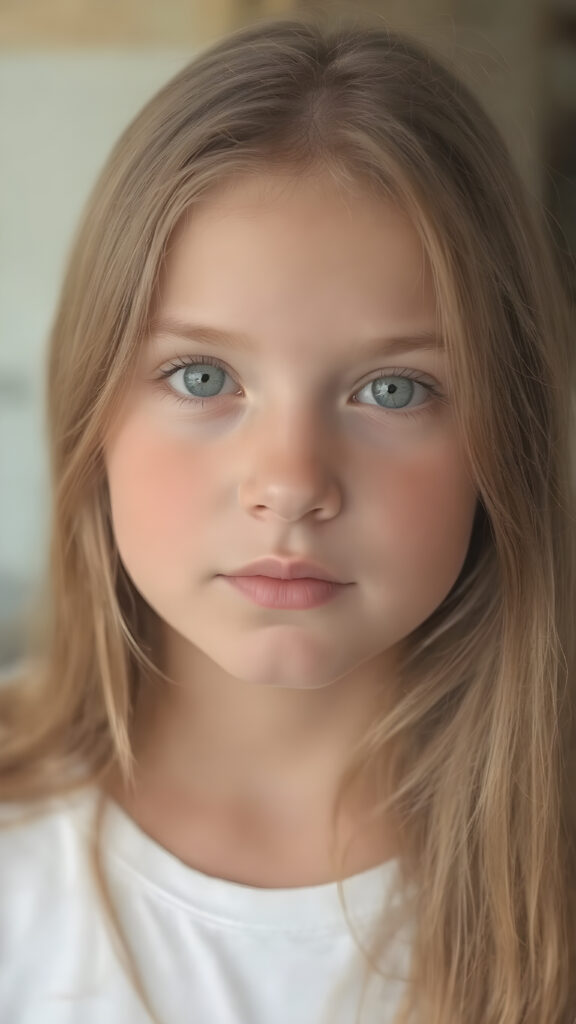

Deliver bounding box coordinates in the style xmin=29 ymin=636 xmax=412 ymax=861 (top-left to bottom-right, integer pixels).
xmin=1 ymin=10 xmax=575 ymax=1024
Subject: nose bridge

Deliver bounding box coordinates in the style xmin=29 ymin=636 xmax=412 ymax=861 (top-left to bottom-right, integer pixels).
xmin=251 ymin=389 xmax=336 ymax=468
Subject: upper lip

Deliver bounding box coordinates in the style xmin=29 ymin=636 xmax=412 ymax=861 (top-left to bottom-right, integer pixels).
xmin=225 ymin=557 xmax=346 ymax=583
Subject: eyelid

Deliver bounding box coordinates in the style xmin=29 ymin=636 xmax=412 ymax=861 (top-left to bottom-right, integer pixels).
xmin=154 ymin=353 xmax=441 ymax=388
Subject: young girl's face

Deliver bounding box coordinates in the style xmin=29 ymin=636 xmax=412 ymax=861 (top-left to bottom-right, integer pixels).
xmin=104 ymin=170 xmax=478 ymax=693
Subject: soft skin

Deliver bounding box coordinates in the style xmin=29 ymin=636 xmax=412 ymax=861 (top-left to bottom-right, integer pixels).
xmin=103 ymin=170 xmax=478 ymax=882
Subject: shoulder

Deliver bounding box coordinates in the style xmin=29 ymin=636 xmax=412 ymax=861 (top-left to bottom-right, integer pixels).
xmin=0 ymin=784 xmax=93 ymax=846
xmin=0 ymin=787 xmax=151 ymax=1021
xmin=0 ymin=787 xmax=98 ymax=939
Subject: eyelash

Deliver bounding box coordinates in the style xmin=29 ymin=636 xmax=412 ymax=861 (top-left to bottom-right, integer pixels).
xmin=155 ymin=354 xmax=446 ymax=421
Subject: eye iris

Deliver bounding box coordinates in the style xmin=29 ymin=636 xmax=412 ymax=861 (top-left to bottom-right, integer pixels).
xmin=183 ymin=364 xmax=225 ymax=398
xmin=372 ymin=377 xmax=413 ymax=408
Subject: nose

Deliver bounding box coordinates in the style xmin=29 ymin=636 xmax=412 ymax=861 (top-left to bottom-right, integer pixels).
xmin=237 ymin=413 xmax=343 ymax=523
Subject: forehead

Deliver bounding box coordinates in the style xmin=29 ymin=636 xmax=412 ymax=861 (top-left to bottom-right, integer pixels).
xmin=157 ymin=171 xmax=438 ymax=344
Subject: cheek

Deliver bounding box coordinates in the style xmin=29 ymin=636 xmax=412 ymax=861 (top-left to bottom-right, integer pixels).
xmin=366 ymin=438 xmax=477 ymax=577
xmin=105 ymin=418 xmax=215 ymax=567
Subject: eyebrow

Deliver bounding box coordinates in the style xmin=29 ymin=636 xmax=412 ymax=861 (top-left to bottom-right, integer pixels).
xmin=148 ymin=315 xmax=444 ymax=358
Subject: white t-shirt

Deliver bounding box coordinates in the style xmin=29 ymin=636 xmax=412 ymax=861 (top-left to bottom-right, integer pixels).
xmin=0 ymin=785 xmax=412 ymax=1024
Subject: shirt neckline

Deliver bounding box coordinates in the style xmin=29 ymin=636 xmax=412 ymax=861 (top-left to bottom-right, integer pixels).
xmin=71 ymin=784 xmax=401 ymax=931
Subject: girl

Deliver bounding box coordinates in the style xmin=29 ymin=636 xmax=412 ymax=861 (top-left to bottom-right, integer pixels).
xmin=1 ymin=11 xmax=575 ymax=1024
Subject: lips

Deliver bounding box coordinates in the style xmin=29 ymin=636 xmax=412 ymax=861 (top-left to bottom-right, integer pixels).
xmin=225 ymin=556 xmax=344 ymax=583
xmin=224 ymin=574 xmax=344 ymax=610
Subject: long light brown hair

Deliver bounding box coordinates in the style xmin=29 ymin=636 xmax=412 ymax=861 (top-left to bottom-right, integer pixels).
xmin=1 ymin=11 xmax=575 ymax=1023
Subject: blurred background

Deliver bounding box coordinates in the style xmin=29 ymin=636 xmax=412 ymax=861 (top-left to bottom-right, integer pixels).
xmin=0 ymin=0 xmax=574 ymax=672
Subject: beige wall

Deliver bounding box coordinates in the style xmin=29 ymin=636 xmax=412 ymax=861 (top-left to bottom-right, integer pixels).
xmin=0 ymin=0 xmax=293 ymax=46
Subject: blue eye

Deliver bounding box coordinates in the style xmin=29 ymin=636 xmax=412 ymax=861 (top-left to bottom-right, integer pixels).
xmin=158 ymin=357 xmax=237 ymax=403
xmin=354 ymin=373 xmax=431 ymax=411
xmin=181 ymin=362 xmax=230 ymax=400
xmin=156 ymin=355 xmax=445 ymax=418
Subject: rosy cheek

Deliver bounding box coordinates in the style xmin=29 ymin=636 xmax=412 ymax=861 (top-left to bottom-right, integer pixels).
xmin=106 ymin=417 xmax=213 ymax=552
xmin=367 ymin=441 xmax=475 ymax=556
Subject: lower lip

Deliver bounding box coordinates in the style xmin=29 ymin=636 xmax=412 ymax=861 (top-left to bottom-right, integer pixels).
xmin=221 ymin=575 xmax=348 ymax=609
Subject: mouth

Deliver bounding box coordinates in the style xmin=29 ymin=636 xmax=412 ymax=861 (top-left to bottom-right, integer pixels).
xmin=224 ymin=556 xmax=346 ymax=583
xmin=220 ymin=574 xmax=350 ymax=610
